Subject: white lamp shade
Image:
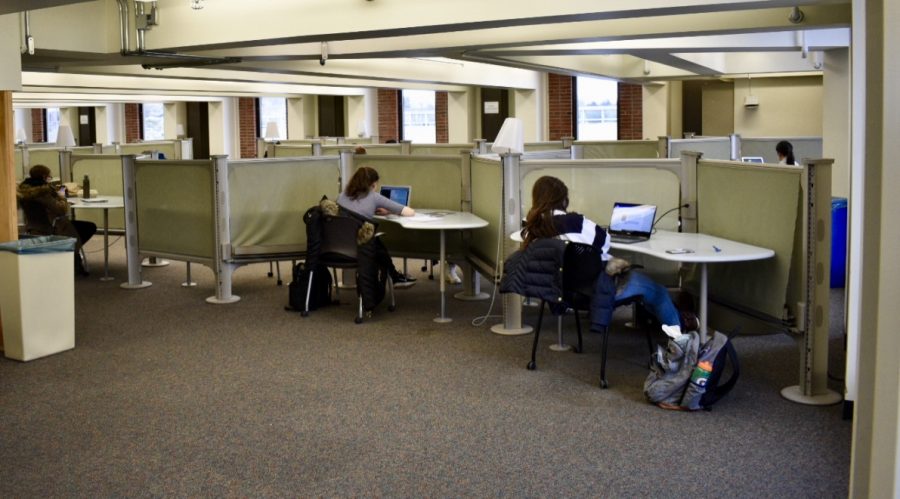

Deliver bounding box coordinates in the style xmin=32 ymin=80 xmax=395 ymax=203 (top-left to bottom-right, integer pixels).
xmin=175 ymin=124 xmax=185 ymax=137
xmin=15 ymin=127 xmax=27 ymax=143
xmin=491 ymin=117 xmax=524 ymax=155
xmin=56 ymin=125 xmax=76 ymax=147
xmin=264 ymin=121 xmax=280 ymax=139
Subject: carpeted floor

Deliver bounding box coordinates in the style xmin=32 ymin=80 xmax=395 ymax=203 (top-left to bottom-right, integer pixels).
xmin=0 ymin=237 xmax=851 ymax=497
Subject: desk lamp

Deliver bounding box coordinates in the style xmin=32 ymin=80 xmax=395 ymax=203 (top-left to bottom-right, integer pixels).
xmin=491 ymin=117 xmax=524 ymax=156
xmin=56 ymin=124 xmax=76 ymax=149
xmin=15 ymin=127 xmax=27 ymax=145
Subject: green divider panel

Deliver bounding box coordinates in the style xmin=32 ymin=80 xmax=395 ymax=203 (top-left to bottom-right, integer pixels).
xmin=355 ymin=144 xmax=403 ymax=155
xmin=409 ymin=144 xmax=474 ymax=155
xmin=522 ymin=163 xmax=682 ymax=284
xmin=228 ymin=157 xmax=341 ymax=256
xmin=669 ymin=137 xmax=731 ymax=160
xmin=577 ymin=140 xmax=659 ymax=159
xmin=14 ymin=148 xmax=25 ymax=180
xmin=118 ymin=142 xmax=177 ymax=158
xmin=135 ymin=161 xmax=216 ymax=259
xmin=357 ymin=155 xmax=464 ymax=258
xmin=696 ymin=161 xmax=801 ymax=318
xmin=274 ymin=145 xmax=313 ymax=157
xmin=524 ymin=141 xmax=564 ymax=151
xmin=27 ymin=149 xmax=63 ymax=178
xmin=470 ymin=157 xmax=503 ymax=271
xmin=321 ymin=145 xmax=356 ymax=156
xmin=71 ymin=156 xmax=126 ymax=230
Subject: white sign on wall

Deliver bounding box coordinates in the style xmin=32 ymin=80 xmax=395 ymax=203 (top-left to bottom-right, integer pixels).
xmin=484 ymin=101 xmax=499 ymax=114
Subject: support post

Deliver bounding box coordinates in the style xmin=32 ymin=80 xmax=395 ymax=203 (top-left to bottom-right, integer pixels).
xmin=119 ymin=155 xmax=151 ymax=289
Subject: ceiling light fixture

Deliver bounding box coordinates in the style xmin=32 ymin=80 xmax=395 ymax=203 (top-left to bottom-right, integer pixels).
xmin=190 ymin=0 xmax=204 ymax=10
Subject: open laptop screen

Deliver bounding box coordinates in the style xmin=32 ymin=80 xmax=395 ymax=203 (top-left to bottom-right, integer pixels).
xmin=608 ymin=202 xmax=657 ymax=236
xmin=741 ymin=156 xmax=765 ymax=163
xmin=379 ymin=185 xmax=411 ymax=206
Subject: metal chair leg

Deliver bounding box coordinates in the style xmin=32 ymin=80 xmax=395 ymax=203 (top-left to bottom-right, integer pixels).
xmin=387 ymin=274 xmax=396 ymax=312
xmin=275 ymin=261 xmax=282 ymax=286
xmin=599 ymin=326 xmax=610 ymax=388
xmin=527 ymin=301 xmax=546 ymax=370
xmin=267 ymin=261 xmax=274 ymax=278
xmin=573 ymin=308 xmax=583 ymax=354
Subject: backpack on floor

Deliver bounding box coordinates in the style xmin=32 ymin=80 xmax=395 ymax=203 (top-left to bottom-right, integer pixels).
xmin=644 ymin=330 xmax=740 ymax=411
xmin=286 ymin=262 xmax=333 ymax=313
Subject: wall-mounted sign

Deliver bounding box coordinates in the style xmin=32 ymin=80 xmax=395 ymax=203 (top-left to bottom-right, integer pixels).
xmin=484 ymin=101 xmax=499 ymax=114
xmin=79 ymin=115 xmax=89 ymax=125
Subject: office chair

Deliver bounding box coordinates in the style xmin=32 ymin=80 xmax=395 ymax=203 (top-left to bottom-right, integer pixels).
xmin=313 ymin=214 xmax=395 ymax=323
xmin=524 ymin=242 xmax=654 ymax=389
xmin=19 ymin=197 xmax=89 ymax=273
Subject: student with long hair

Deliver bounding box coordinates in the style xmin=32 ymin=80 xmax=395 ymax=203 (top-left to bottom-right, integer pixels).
xmin=775 ymin=140 xmax=798 ymax=165
xmin=522 ymin=175 xmax=682 ymax=329
xmin=337 ymin=166 xmax=416 ymax=287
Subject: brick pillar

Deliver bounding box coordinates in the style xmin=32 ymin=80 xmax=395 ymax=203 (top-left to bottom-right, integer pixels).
xmin=548 ymin=73 xmax=573 ymax=140
xmin=30 ymin=108 xmax=43 ymax=142
xmin=377 ymin=89 xmax=399 ymax=143
xmin=124 ymin=103 xmax=142 ymax=143
xmin=238 ymin=97 xmax=258 ymax=158
xmin=436 ymin=91 xmax=448 ymax=143
xmin=617 ymin=83 xmax=644 ymax=140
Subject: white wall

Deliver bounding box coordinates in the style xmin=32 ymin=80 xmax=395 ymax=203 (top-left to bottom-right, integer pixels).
xmin=642 ymin=83 xmax=669 ymax=140
xmin=164 ymin=102 xmax=187 ymax=140
xmin=513 ymin=88 xmax=539 ymax=142
xmin=346 ymin=95 xmax=366 ymax=138
xmin=287 ymin=96 xmax=316 ymax=139
xmin=448 ymin=89 xmax=475 ymax=143
xmin=823 ymin=49 xmax=851 ymax=198
xmin=733 ymin=76 xmax=823 ymax=136
xmin=0 ymin=14 xmax=23 ymax=90
xmin=667 ymin=81 xmax=683 ymax=140
xmin=208 ymin=99 xmax=237 ymax=158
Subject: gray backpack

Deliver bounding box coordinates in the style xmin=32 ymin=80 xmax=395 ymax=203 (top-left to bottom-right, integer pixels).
xmin=644 ymin=330 xmax=739 ymax=411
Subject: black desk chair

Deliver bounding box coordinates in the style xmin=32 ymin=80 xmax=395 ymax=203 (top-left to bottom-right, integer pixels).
xmin=524 ymin=242 xmax=654 ymax=389
xmin=314 ymin=214 xmax=395 ymax=323
xmin=19 ymin=198 xmax=89 ymax=274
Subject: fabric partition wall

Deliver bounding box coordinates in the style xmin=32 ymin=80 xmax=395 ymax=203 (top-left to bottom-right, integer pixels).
xmin=14 ymin=148 xmax=25 ymax=180
xmin=576 ymin=140 xmax=661 ymax=159
xmin=355 ymin=154 xmax=464 ymax=259
xmin=26 ymin=149 xmax=66 ymax=178
xmin=469 ymin=155 xmax=504 ymax=275
xmin=321 ymin=143 xmax=402 ymax=156
xmin=739 ymin=137 xmax=823 ymax=164
xmin=70 ymin=155 xmax=127 ymax=230
xmin=669 ymin=137 xmax=732 ymax=160
xmin=118 ymin=141 xmax=178 ymax=159
xmin=409 ymin=144 xmax=476 ymax=155
xmin=523 ymin=141 xmax=565 ymax=152
xmin=226 ymin=157 xmax=341 ymax=257
xmin=273 ymin=144 xmax=314 ymax=157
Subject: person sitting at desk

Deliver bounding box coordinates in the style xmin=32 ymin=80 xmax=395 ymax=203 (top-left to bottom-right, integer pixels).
xmin=337 ymin=166 xmax=417 ymax=288
xmin=522 ymin=175 xmax=682 ymax=331
xmin=17 ymin=164 xmax=97 ymax=275
xmin=775 ymin=140 xmax=799 ymax=166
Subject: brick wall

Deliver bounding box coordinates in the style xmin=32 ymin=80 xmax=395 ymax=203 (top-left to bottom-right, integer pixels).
xmin=377 ymin=89 xmax=399 ymax=143
xmin=124 ymin=103 xmax=142 ymax=143
xmin=436 ymin=91 xmax=448 ymax=143
xmin=548 ymin=73 xmax=573 ymax=140
xmin=238 ymin=97 xmax=258 ymax=158
xmin=617 ymin=83 xmax=643 ymax=140
xmin=30 ymin=108 xmax=43 ymax=142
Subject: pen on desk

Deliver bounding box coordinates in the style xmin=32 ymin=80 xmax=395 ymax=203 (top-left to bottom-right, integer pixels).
xmin=712 ymin=245 xmax=721 ymax=252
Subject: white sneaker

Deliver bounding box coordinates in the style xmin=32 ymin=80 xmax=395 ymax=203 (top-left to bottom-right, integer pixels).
xmin=445 ymin=264 xmax=462 ymax=284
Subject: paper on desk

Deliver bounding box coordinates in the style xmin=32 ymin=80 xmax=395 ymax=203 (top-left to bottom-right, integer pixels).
xmin=407 ymin=213 xmax=444 ymax=222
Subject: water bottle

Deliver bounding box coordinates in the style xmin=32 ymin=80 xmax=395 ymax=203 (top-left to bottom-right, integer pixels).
xmin=82 ymin=174 xmax=91 ymax=199
xmin=689 ymin=360 xmax=713 ymax=388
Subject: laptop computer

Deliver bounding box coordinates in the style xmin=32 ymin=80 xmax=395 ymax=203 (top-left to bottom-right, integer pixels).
xmin=379 ymin=185 xmax=411 ymax=206
xmin=741 ymin=156 xmax=765 ymax=163
xmin=608 ymin=202 xmax=657 ymax=244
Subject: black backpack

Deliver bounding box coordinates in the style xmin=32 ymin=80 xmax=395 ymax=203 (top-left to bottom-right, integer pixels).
xmin=644 ymin=330 xmax=740 ymax=411
xmin=286 ymin=262 xmax=333 ymax=315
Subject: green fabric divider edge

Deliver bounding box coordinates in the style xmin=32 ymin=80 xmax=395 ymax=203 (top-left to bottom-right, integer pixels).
xmin=71 ymin=156 xmax=125 ymax=230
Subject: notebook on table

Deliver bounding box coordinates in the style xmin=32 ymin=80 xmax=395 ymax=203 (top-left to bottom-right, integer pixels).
xmin=608 ymin=202 xmax=657 ymax=244
xmin=379 ymin=185 xmax=411 ymax=206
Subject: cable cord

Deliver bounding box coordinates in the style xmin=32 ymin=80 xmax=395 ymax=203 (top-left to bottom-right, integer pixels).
xmin=471 ymin=161 xmax=508 ymax=327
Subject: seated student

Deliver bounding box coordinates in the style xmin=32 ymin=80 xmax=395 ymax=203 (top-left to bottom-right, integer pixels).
xmin=775 ymin=140 xmax=799 ymax=165
xmin=17 ymin=164 xmax=97 ymax=275
xmin=522 ymin=175 xmax=682 ymax=330
xmin=337 ymin=166 xmax=416 ymax=288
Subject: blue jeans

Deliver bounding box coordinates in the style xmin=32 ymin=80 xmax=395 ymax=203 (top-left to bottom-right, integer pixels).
xmin=616 ymin=271 xmax=681 ymax=326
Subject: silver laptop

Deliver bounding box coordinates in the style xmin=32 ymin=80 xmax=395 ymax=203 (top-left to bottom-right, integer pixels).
xmin=608 ymin=202 xmax=657 ymax=244
xmin=741 ymin=156 xmax=765 ymax=163
xmin=379 ymin=185 xmax=411 ymax=206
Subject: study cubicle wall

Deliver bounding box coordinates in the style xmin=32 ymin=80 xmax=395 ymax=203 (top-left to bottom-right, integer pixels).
xmin=326 ymin=143 xmax=403 ymax=156
xmin=70 ymin=155 xmax=126 ymax=230
xmin=523 ymin=141 xmax=565 ymax=152
xmin=134 ymin=160 xmax=217 ymax=261
xmin=694 ymin=161 xmax=801 ymax=320
xmin=227 ymin=157 xmax=341 ymax=257
xmin=576 ymin=140 xmax=661 ymax=159
xmin=353 ymin=154 xmax=466 ymax=259
xmin=25 ymin=147 xmax=93 ymax=178
xmin=669 ymin=137 xmax=732 ymax=160
xmin=469 ymin=156 xmax=504 ymax=274
xmin=14 ymin=148 xmax=25 ymax=180
xmin=409 ymin=143 xmax=475 ymax=155
xmin=273 ymin=144 xmax=314 ymax=157
xmin=739 ymin=137 xmax=822 ymax=164
xmin=118 ymin=141 xmax=179 ymax=159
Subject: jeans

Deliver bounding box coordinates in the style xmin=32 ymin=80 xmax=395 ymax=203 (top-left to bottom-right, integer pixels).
xmin=616 ymin=271 xmax=681 ymax=326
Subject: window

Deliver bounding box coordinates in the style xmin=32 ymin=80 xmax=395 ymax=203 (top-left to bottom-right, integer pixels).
xmin=258 ymin=97 xmax=287 ymax=140
xmin=401 ymin=90 xmax=436 ymax=143
xmin=575 ymin=77 xmax=618 ymax=140
xmin=142 ymin=103 xmax=165 ymax=140
xmin=45 ymin=108 xmax=61 ymax=143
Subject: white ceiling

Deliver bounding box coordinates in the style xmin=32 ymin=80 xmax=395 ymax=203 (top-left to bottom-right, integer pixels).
xmin=12 ymin=0 xmax=851 ymax=104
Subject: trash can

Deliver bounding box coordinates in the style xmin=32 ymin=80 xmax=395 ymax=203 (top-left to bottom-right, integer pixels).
xmin=0 ymin=236 xmax=77 ymax=361
xmin=831 ymin=198 xmax=848 ymax=288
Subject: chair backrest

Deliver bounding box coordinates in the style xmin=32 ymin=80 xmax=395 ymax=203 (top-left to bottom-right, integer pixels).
xmin=19 ymin=197 xmax=55 ymax=235
xmin=562 ymin=242 xmax=606 ymax=308
xmin=320 ymin=215 xmax=362 ymax=263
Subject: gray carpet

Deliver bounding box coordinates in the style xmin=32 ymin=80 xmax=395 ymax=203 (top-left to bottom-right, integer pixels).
xmin=0 ymin=237 xmax=851 ymax=497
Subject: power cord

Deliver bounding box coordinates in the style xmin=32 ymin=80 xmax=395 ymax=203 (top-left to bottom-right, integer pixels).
xmin=471 ymin=160 xmax=507 ymax=327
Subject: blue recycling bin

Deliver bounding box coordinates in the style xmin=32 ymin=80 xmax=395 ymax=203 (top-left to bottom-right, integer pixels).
xmin=831 ymin=198 xmax=848 ymax=288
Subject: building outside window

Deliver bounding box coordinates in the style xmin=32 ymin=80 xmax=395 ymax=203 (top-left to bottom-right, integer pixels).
xmin=45 ymin=108 xmax=61 ymax=143
xmin=401 ymin=90 xmax=436 ymax=143
xmin=576 ymin=76 xmax=618 ymax=140
xmin=142 ymin=103 xmax=165 ymax=140
xmin=258 ymin=97 xmax=287 ymax=140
